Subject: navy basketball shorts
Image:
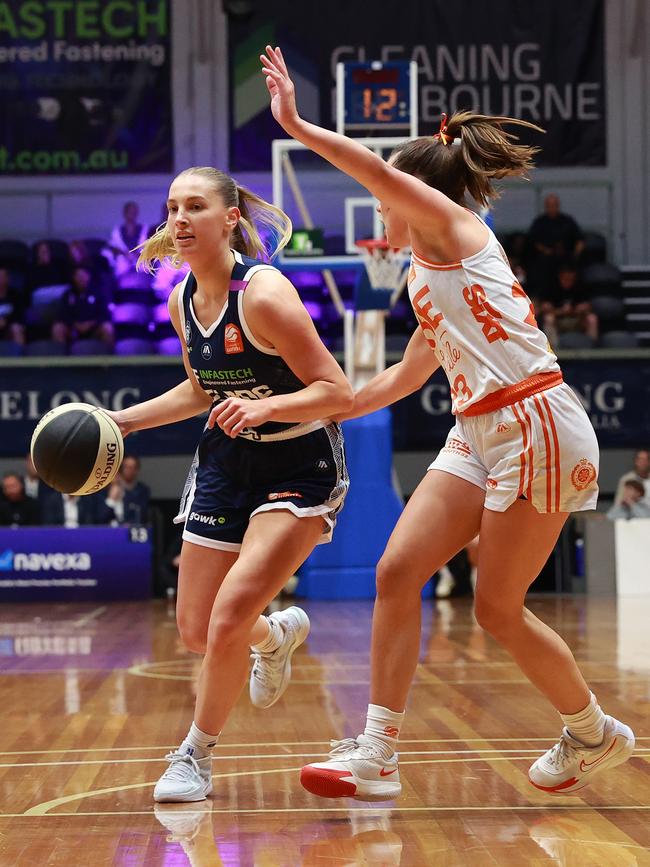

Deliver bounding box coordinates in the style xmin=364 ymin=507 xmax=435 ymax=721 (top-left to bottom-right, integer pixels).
xmin=175 ymin=422 xmax=348 ymax=552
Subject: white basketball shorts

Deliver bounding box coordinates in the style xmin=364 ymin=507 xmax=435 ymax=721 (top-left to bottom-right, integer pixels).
xmin=429 ymin=383 xmax=599 ymax=514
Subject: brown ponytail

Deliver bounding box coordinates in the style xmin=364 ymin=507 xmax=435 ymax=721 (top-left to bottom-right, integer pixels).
xmin=391 ymin=112 xmax=544 ymax=208
xmin=137 ymin=167 xmax=292 ymax=273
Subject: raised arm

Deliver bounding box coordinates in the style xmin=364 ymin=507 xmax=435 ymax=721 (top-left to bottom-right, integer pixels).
xmin=261 ymin=45 xmax=458 ymax=230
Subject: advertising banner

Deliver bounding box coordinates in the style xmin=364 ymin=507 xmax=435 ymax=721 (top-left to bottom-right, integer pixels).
xmin=0 ymin=0 xmax=172 ymax=174
xmin=0 ymin=525 xmax=152 ymax=601
xmin=228 ymin=0 xmax=605 ymax=170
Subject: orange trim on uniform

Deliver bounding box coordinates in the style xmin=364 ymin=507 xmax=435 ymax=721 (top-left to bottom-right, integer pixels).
xmin=411 ymin=250 xmax=463 ymax=271
xmin=521 ymin=401 xmax=535 ymax=501
xmin=462 ymin=371 xmax=563 ymax=418
xmin=533 ymin=394 xmax=553 ymax=513
xmin=511 ymin=403 xmax=529 ymax=498
xmin=541 ymin=393 xmax=562 ymax=512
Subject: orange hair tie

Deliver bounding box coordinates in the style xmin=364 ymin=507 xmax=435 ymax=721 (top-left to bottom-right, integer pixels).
xmin=434 ymin=112 xmax=453 ymax=146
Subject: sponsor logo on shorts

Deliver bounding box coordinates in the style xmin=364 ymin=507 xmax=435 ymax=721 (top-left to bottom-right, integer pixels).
xmin=268 ymin=491 xmax=303 ymax=501
xmin=441 ymin=436 xmax=472 ymax=458
xmin=571 ymin=458 xmax=597 ymax=491
xmin=224 ymin=323 xmax=244 ymax=354
xmin=201 ymin=342 xmax=212 ymax=360
xmin=486 ymin=478 xmax=498 ymax=489
xmin=189 ymin=512 xmax=226 ymax=526
xmin=496 ymin=422 xmax=511 ymax=433
xmin=315 ymin=460 xmax=329 ymax=471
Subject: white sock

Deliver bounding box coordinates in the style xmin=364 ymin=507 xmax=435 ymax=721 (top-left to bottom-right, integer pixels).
xmin=251 ymin=615 xmax=283 ymax=653
xmin=363 ymin=703 xmax=405 ymax=759
xmin=180 ymin=721 xmax=219 ymax=759
xmin=560 ymin=692 xmax=606 ymax=748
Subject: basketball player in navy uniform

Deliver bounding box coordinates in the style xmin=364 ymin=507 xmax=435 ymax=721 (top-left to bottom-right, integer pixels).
xmin=107 ymin=166 xmax=352 ymax=802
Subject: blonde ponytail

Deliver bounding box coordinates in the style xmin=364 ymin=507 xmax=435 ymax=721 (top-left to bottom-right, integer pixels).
xmin=137 ymin=167 xmax=292 ymax=273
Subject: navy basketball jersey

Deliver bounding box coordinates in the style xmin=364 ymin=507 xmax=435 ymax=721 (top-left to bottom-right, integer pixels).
xmin=177 ymin=250 xmax=308 ymax=439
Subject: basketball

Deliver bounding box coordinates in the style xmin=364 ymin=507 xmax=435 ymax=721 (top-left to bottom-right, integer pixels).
xmin=30 ymin=402 xmax=124 ymax=496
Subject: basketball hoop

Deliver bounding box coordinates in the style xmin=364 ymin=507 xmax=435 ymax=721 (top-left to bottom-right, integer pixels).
xmin=355 ymin=238 xmax=405 ymax=295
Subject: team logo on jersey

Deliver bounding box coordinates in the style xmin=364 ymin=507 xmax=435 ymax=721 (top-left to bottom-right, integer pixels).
xmin=224 ymin=323 xmax=244 ymax=354
xmin=184 ymin=320 xmax=192 ymax=347
xmin=496 ymin=422 xmax=512 ymax=433
xmin=571 ymin=459 xmax=597 ymax=491
xmin=201 ymin=342 xmax=212 ymax=360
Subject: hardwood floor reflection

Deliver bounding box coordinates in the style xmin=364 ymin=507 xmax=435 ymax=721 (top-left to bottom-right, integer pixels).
xmin=0 ymin=595 xmax=649 ymax=865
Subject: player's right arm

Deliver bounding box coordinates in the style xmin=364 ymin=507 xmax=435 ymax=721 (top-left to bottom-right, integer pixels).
xmin=108 ymin=282 xmax=212 ymax=436
xmin=335 ymin=328 xmax=440 ymax=422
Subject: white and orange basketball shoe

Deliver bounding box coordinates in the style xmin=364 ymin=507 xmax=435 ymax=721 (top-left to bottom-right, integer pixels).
xmin=300 ymin=736 xmax=401 ymax=801
xmin=528 ymin=716 xmax=634 ymax=794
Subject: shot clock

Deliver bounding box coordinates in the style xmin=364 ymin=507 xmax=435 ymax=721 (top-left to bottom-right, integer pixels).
xmin=336 ymin=60 xmax=418 ymax=137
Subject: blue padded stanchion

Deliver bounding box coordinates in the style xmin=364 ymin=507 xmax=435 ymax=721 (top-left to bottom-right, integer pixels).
xmin=297 ymin=408 xmax=433 ymax=599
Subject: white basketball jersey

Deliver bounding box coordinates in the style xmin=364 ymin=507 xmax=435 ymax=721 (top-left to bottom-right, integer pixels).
xmin=407 ymin=219 xmax=559 ymax=415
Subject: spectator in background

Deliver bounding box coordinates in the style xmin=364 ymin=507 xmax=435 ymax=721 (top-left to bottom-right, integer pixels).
xmin=0 ymin=267 xmax=25 ymax=345
xmin=527 ymin=194 xmax=585 ymax=291
xmin=51 ymin=266 xmax=114 ymax=348
xmin=41 ymin=491 xmax=115 ymax=527
xmin=104 ymin=201 xmax=148 ymax=277
xmin=607 ymin=480 xmax=650 ymax=521
xmin=614 ymin=449 xmax=650 ymax=506
xmin=538 ymin=262 xmax=598 ymax=346
xmin=23 ymin=452 xmax=55 ymax=518
xmin=69 ymin=239 xmax=114 ymax=302
xmin=104 ymin=455 xmax=151 ymax=524
xmin=0 ymin=473 xmax=40 ymax=526
xmin=28 ymin=241 xmax=70 ymax=292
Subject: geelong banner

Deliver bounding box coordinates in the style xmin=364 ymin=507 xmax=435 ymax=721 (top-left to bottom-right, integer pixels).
xmin=228 ymin=0 xmax=605 ymax=170
xmin=0 ymin=0 xmax=172 ymax=174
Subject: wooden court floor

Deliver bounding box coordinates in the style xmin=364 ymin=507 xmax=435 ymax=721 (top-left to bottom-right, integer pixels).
xmin=0 ymin=594 xmax=649 ymax=866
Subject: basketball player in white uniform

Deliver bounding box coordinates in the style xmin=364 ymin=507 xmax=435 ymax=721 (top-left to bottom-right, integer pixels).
xmin=261 ymin=46 xmax=635 ymax=800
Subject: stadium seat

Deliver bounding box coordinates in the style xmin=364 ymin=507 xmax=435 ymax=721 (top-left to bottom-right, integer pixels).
xmin=0 ymin=239 xmax=30 ymax=269
xmin=582 ymin=262 xmax=621 ymax=294
xmin=590 ymin=295 xmax=625 ymax=322
xmin=24 ymin=339 xmax=68 ymax=357
xmin=599 ymin=330 xmax=639 ymax=348
xmin=118 ymin=271 xmax=153 ymax=290
xmin=82 ymin=238 xmax=109 ymax=257
xmin=581 ymin=231 xmax=607 ymax=265
xmin=112 ymin=302 xmax=152 ymax=338
xmin=32 ymin=284 xmax=68 ymax=306
xmin=69 ymin=339 xmax=113 ymax=356
xmin=157 ymin=336 xmax=182 ymax=355
xmin=114 ymin=338 xmax=157 ymax=356
xmin=557 ymin=332 xmax=596 ymax=349
xmin=0 ymin=340 xmax=23 ymax=357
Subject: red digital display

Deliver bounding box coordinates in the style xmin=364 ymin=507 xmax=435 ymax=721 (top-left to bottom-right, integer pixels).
xmin=351 ymin=68 xmax=401 ymax=85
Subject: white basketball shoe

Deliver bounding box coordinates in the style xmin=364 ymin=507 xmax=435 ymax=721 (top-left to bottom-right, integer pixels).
xmin=300 ymin=735 xmax=401 ymax=800
xmin=249 ymin=606 xmax=310 ymax=709
xmin=153 ymin=751 xmax=213 ymax=803
xmin=528 ymin=716 xmax=635 ymax=794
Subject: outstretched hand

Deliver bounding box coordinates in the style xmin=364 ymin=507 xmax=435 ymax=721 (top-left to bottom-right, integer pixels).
xmin=260 ymin=45 xmax=300 ymax=132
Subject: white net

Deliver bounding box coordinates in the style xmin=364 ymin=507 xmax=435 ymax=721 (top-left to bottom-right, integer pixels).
xmin=357 ymin=244 xmax=406 ymax=291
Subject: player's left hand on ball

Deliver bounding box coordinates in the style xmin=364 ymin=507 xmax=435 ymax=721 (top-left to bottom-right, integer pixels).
xmin=208 ymin=398 xmax=272 ymax=438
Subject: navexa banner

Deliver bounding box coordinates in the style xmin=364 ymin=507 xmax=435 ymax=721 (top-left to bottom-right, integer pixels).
xmin=0 ymin=0 xmax=172 ymax=174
